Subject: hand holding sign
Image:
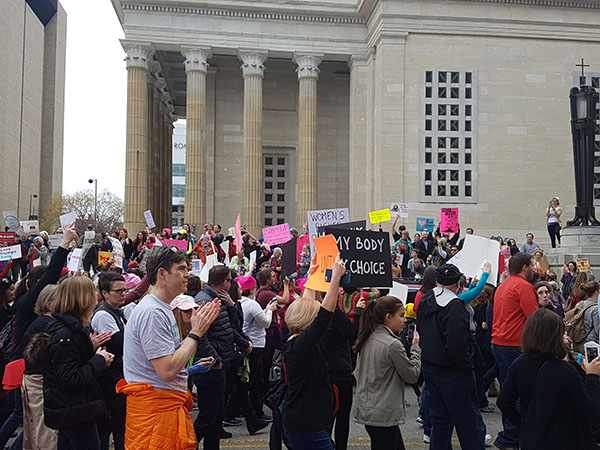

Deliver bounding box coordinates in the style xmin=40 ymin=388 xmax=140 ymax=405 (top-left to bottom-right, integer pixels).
xmin=59 ymin=212 xmax=77 ymax=233
xmin=61 ymin=224 xmax=79 ymax=248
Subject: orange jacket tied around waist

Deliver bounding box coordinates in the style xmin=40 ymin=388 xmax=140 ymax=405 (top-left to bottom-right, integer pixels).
xmin=116 ymin=379 xmax=196 ymax=450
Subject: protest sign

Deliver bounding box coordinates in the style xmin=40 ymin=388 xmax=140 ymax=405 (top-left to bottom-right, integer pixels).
xmin=234 ymin=214 xmax=243 ymax=250
xmin=447 ymin=234 xmax=500 ymax=286
xmin=32 ymin=258 xmax=41 ymax=268
xmin=59 ymin=212 xmax=76 ymax=232
xmin=0 ymin=233 xmax=15 ymax=245
xmin=440 ymin=208 xmax=459 ymax=234
xmin=577 ymin=257 xmax=591 ymax=273
xmin=200 ymin=254 xmax=219 ymax=283
xmin=317 ymin=220 xmax=366 ymax=235
xmin=143 ymin=210 xmax=156 ymax=229
xmin=83 ymin=230 xmax=95 ymax=251
xmin=416 ymin=217 xmax=435 ymax=232
xmin=162 ymin=239 xmax=188 ymax=252
xmin=108 ymin=237 xmax=124 ymax=269
xmin=153 ymin=238 xmax=163 ymax=247
xmin=48 ymin=234 xmax=63 ymax=249
xmin=262 ymin=223 xmax=292 ymax=246
xmin=281 ymin=238 xmax=297 ymax=278
xmin=390 ymin=203 xmax=409 ymax=219
xmin=304 ymin=234 xmax=339 ymax=292
xmin=2 ymin=212 xmax=21 ymax=232
xmin=389 ymin=281 xmax=409 ymax=302
xmin=296 ymin=235 xmax=310 ymax=262
xmin=369 ymin=208 xmax=392 ymax=225
xmin=307 ymin=208 xmax=349 ymax=254
xmin=0 ymin=245 xmax=21 ymax=261
xmin=248 ymin=250 xmax=257 ymax=271
xmin=98 ymin=251 xmax=114 ymax=267
xmin=20 ymin=220 xmax=39 ymax=234
xmin=324 ymin=229 xmax=392 ymax=288
xmin=67 ymin=249 xmax=83 ymax=272
xmin=190 ymin=259 xmax=203 ymax=277
xmin=221 ymin=240 xmax=230 ymax=265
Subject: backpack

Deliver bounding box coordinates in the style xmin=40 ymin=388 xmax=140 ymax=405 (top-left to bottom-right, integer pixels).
xmin=564 ymin=303 xmax=596 ymax=344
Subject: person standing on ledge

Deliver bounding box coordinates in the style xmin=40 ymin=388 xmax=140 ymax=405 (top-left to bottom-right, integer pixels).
xmin=546 ymin=197 xmax=563 ymax=249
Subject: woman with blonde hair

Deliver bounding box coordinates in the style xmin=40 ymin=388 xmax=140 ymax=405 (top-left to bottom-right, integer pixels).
xmin=43 ymin=276 xmax=114 ymax=450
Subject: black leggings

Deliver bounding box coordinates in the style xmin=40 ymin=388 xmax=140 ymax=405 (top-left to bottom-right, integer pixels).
xmin=327 ymin=380 xmax=353 ymax=450
xmin=365 ymin=425 xmax=406 ymax=450
xmin=548 ymin=223 xmax=561 ymax=248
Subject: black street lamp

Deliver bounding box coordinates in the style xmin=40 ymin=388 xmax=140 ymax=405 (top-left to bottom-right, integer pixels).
xmin=566 ymin=60 xmax=600 ymax=227
xmin=88 ymin=179 xmax=98 ymax=226
xmin=29 ymin=194 xmax=38 ymax=220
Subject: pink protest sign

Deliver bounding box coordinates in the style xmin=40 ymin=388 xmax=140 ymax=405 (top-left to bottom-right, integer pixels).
xmin=440 ymin=208 xmax=459 ymax=234
xmin=162 ymin=239 xmax=189 ymax=252
xmin=296 ymin=235 xmax=309 ymax=262
xmin=234 ymin=214 xmax=243 ymax=250
xmin=262 ymin=223 xmax=292 ymax=246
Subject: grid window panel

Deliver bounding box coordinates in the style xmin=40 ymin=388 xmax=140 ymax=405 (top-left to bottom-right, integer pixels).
xmin=265 ymin=157 xmax=273 ymax=165
xmin=278 ymin=170 xmax=285 ymax=178
xmin=265 ymin=218 xmax=272 ymax=226
xmin=278 ymin=158 xmax=285 ymax=165
xmin=265 ymin=181 xmax=272 ymax=189
xmin=277 ymin=218 xmax=285 ymax=225
xmin=277 ymin=206 xmax=285 ymax=214
xmin=277 ymin=182 xmax=285 ymax=190
xmin=421 ymin=69 xmax=477 ymax=202
xmin=265 ymin=169 xmax=273 ymax=177
xmin=265 ymin=206 xmax=272 ymax=214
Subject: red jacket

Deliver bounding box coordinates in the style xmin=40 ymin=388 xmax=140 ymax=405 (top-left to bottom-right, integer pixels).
xmin=492 ymin=274 xmax=538 ymax=347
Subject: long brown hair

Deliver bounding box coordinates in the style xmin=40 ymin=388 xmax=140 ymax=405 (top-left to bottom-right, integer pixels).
xmin=173 ymin=308 xmax=191 ymax=339
xmin=521 ymin=308 xmax=566 ymax=359
xmin=354 ymin=296 xmax=404 ymax=353
xmin=572 ymin=272 xmax=589 ymax=299
xmin=53 ymin=277 xmax=97 ymax=326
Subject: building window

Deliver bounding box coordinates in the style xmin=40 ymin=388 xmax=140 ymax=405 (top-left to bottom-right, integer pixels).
xmin=577 ymin=74 xmax=600 ymax=206
xmin=172 ymin=184 xmax=185 ymax=197
xmin=422 ymin=70 xmax=477 ymax=202
xmin=172 ymin=164 xmax=186 ymax=176
xmin=263 ymin=153 xmax=292 ymax=226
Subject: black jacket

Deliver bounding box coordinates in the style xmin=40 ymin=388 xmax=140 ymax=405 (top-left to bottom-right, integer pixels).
xmin=324 ymin=308 xmax=362 ymax=382
xmin=194 ymin=285 xmax=249 ymax=367
xmin=414 ymin=239 xmax=435 ymax=262
xmin=43 ymin=313 xmax=108 ymax=430
xmin=498 ymin=354 xmax=600 ymax=450
xmin=416 ymin=288 xmax=473 ymax=371
xmin=13 ymin=247 xmax=69 ymax=352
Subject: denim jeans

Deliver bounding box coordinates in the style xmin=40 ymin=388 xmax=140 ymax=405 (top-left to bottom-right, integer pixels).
xmin=283 ymin=427 xmax=333 ymax=450
xmin=193 ymin=368 xmax=227 ymax=450
xmin=57 ymin=424 xmax=100 ymax=450
xmin=422 ymin=365 xmax=486 ymax=450
xmin=491 ymin=344 xmax=522 ymax=448
xmin=0 ymin=388 xmax=23 ymax=448
xmin=419 ymin=383 xmax=432 ymax=437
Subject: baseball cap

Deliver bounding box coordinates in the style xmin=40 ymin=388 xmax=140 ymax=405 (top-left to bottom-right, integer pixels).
xmin=170 ymin=294 xmax=198 ymax=311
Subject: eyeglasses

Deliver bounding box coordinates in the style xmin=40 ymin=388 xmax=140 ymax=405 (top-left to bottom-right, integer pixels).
xmin=225 ymin=278 xmax=232 ymax=282
xmin=110 ymin=288 xmax=127 ymax=294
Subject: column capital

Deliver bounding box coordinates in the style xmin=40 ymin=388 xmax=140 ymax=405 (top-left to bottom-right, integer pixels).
xmin=293 ymin=54 xmax=323 ymax=80
xmin=238 ymin=51 xmax=268 ymax=78
xmin=181 ymin=47 xmax=212 ymax=74
xmin=122 ymin=42 xmax=154 ymax=70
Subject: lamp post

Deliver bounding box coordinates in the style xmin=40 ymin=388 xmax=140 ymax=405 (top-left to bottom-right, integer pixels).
xmin=28 ymin=194 xmax=38 ymax=220
xmin=566 ymin=59 xmax=600 ymax=227
xmin=88 ymin=179 xmax=97 ymax=226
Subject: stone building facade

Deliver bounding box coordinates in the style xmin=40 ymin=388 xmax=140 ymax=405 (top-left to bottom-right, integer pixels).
xmin=112 ymin=0 xmax=600 ymax=243
xmin=0 ymin=0 xmax=66 ymax=222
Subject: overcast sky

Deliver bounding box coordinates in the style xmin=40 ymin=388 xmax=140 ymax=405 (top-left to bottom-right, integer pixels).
xmin=61 ymin=0 xmax=126 ymax=198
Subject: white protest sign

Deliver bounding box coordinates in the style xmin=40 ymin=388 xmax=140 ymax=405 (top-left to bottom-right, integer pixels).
xmin=190 ymin=259 xmax=203 ymax=277
xmin=153 ymin=238 xmax=163 ymax=247
xmin=144 ymin=210 xmax=156 ymax=229
xmin=83 ymin=230 xmax=95 ymax=250
xmin=59 ymin=211 xmax=76 ymax=232
xmin=307 ymin=208 xmax=349 ymax=254
xmin=221 ymin=240 xmax=230 ymax=266
xmin=48 ymin=234 xmax=63 ymax=249
xmin=200 ymin=254 xmax=220 ymax=283
xmin=2 ymin=212 xmax=21 ymax=232
xmin=447 ymin=234 xmax=500 ymax=286
xmin=20 ymin=220 xmax=39 ymax=234
xmin=389 ymin=281 xmax=409 ymax=302
xmin=0 ymin=245 xmax=22 ymax=261
xmin=67 ymin=248 xmax=83 ymax=272
xmin=108 ymin=237 xmax=124 ymax=269
xmin=32 ymin=258 xmax=41 ymax=268
xmin=390 ymin=203 xmax=409 ymax=219
xmin=248 ymin=250 xmax=257 ymax=271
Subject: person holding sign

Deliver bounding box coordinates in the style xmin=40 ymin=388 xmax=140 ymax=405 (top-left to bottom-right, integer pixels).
xmin=282 ymin=254 xmax=346 ymax=450
xmin=352 ymin=296 xmax=421 ymax=450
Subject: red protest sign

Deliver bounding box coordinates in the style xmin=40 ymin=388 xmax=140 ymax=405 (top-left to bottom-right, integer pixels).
xmin=0 ymin=233 xmax=15 ymax=245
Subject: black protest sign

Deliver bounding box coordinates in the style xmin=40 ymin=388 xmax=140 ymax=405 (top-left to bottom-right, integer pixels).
xmin=281 ymin=238 xmax=297 ymax=278
xmin=317 ymin=220 xmax=366 ymax=236
xmin=324 ymin=228 xmax=392 ymax=288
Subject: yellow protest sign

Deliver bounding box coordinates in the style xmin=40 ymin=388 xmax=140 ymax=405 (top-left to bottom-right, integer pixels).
xmin=98 ymin=251 xmax=114 ymax=267
xmin=577 ymin=257 xmax=591 ymax=273
xmin=369 ymin=208 xmax=392 ymax=224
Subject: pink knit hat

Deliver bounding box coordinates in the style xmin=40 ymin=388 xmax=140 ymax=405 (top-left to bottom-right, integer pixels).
xmin=123 ymin=273 xmax=141 ymax=290
xmin=236 ymin=276 xmax=256 ymax=291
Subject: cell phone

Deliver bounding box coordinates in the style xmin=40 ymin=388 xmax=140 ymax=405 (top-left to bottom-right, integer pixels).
xmin=269 ymin=297 xmax=278 ymax=304
xmin=585 ymin=342 xmax=600 ymax=363
xmin=325 ymin=268 xmax=351 ymax=285
xmin=407 ymin=323 xmax=416 ymax=341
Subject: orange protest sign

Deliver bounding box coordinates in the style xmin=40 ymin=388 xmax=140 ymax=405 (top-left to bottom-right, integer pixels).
xmin=98 ymin=251 xmax=114 ymax=267
xmin=304 ymin=234 xmax=339 ymax=292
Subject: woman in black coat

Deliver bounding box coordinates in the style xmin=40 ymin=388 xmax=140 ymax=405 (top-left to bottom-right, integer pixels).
xmin=497 ymin=308 xmax=600 ymax=450
xmin=42 ymin=276 xmax=113 ymax=450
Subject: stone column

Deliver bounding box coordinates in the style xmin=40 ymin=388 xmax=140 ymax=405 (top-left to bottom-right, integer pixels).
xmin=239 ymin=51 xmax=267 ymax=236
xmin=122 ymin=43 xmax=153 ymax=232
xmin=293 ymin=54 xmax=322 ymax=225
xmin=182 ymin=47 xmax=211 ymax=232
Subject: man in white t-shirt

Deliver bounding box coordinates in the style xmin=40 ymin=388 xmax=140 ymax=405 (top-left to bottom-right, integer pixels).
xmin=119 ymin=246 xmax=221 ymax=449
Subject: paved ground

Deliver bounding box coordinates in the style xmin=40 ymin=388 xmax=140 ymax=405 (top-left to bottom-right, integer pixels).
xmin=218 ymin=389 xmax=504 ymax=449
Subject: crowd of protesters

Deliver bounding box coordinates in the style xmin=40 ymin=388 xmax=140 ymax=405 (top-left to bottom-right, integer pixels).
xmin=0 ymin=212 xmax=598 ymax=450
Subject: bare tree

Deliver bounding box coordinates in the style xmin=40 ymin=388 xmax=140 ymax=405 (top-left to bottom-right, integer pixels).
xmin=41 ymin=190 xmax=124 ymax=235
